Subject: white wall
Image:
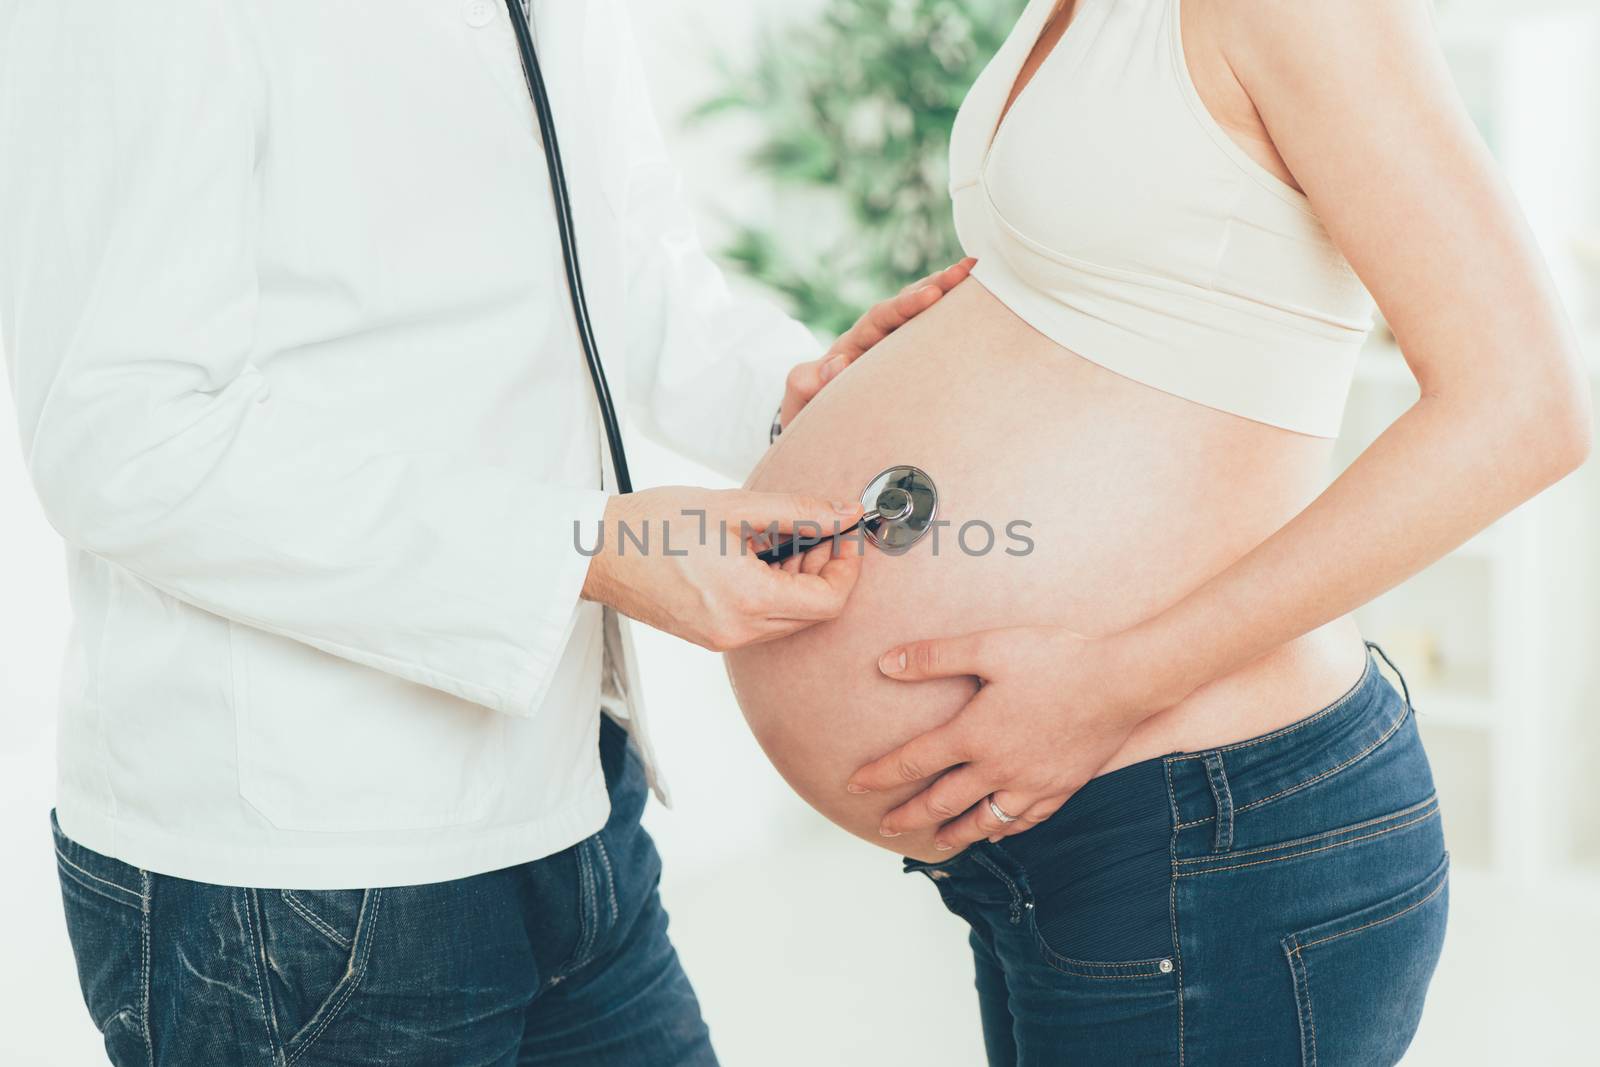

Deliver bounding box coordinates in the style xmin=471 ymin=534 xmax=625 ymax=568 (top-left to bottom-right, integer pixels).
xmin=3 ymin=1 xmax=1597 ymax=1063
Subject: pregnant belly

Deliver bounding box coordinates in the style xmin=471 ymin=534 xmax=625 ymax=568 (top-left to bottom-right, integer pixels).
xmin=726 ymin=279 xmax=1367 ymax=862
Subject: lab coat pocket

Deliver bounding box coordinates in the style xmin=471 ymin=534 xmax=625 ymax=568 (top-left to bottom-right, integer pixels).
xmin=230 ymin=622 xmax=507 ymax=833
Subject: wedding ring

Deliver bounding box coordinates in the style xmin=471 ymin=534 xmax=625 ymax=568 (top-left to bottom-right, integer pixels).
xmin=987 ymin=797 xmax=1018 ymax=824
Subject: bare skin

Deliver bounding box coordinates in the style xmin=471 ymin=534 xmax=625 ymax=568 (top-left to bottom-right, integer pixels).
xmin=729 ymin=277 xmax=1368 ymax=863
xmin=730 ymin=0 xmax=1591 ymax=861
xmin=846 ymin=0 xmax=1590 ymax=852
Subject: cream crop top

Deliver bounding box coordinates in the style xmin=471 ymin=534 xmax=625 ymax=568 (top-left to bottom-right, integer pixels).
xmin=950 ymin=0 xmax=1375 ymax=437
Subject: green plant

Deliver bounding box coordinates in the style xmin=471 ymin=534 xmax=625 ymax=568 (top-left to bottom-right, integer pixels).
xmin=693 ymin=0 xmax=1025 ymax=335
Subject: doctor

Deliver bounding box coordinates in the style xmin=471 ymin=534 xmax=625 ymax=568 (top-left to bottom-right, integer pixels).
xmin=0 ymin=2 xmax=965 ymax=1063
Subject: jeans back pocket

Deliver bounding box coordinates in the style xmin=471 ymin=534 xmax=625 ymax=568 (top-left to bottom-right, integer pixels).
xmin=1282 ymin=851 xmax=1450 ymax=1066
xmin=250 ymin=886 xmax=381 ymax=1061
xmin=51 ymin=813 xmax=151 ymax=1066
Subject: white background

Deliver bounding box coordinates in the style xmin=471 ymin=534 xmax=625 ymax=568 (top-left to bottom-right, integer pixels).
xmin=3 ymin=1 xmax=1597 ymax=1064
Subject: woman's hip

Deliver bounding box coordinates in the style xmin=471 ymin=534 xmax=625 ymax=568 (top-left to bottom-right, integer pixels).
xmin=1166 ymin=642 xmax=1449 ymax=1064
xmin=905 ymin=642 xmax=1449 ymax=1064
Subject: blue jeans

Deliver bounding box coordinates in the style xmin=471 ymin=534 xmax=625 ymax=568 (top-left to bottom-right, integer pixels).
xmin=906 ymin=644 xmax=1449 ymax=1066
xmin=52 ymin=716 xmax=716 ymax=1066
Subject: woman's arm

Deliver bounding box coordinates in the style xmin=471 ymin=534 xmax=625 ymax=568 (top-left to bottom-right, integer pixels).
xmin=847 ymin=0 xmax=1591 ymax=849
xmin=1120 ymin=0 xmax=1592 ymax=709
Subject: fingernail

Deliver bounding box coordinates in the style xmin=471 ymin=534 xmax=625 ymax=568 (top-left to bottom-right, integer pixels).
xmin=934 ymin=841 xmax=953 ymax=851
xmin=878 ymin=826 xmax=901 ymax=838
xmin=820 ymin=355 xmax=846 ymax=382
xmin=833 ymin=500 xmax=860 ymax=515
xmin=987 ymin=835 xmax=1002 ymax=844
xmin=879 ymin=650 xmax=907 ymax=675
xmin=846 ymin=782 xmax=868 ymax=794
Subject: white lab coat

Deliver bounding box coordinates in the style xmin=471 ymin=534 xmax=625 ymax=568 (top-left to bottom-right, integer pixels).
xmin=0 ymin=0 xmax=815 ymax=887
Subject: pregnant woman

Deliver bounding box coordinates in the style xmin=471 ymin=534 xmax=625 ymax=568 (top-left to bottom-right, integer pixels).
xmin=726 ymin=0 xmax=1591 ymax=1063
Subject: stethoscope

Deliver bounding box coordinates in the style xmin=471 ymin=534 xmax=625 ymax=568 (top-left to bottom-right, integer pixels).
xmin=504 ymin=2 xmax=939 ymax=560
xmin=753 ymin=464 xmax=939 ymax=563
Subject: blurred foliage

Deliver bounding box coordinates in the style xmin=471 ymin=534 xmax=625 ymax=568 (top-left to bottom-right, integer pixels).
xmin=692 ymin=0 xmax=1026 ymax=335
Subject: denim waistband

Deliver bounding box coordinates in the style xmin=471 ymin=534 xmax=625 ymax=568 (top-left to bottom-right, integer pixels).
xmin=1163 ymin=643 xmax=1410 ymax=830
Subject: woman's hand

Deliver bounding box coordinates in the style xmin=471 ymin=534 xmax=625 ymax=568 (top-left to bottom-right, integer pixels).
xmin=846 ymin=626 xmax=1169 ymax=852
xmin=779 ymin=258 xmax=976 ymax=428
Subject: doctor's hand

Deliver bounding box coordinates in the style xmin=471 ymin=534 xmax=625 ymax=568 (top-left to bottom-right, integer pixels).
xmin=846 ymin=627 xmax=1161 ymax=852
xmin=581 ymin=487 xmax=864 ymax=652
xmin=779 ymin=257 xmax=976 ymax=429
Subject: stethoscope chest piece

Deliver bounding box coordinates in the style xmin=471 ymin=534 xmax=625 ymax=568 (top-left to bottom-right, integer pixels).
xmin=860 ymin=465 xmax=938 ymax=554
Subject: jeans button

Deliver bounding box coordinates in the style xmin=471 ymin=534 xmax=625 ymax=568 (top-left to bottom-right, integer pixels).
xmin=1159 ymin=958 xmax=1174 ymax=973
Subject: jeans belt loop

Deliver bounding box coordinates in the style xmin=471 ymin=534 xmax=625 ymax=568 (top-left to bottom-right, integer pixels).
xmin=1203 ymin=751 xmax=1235 ymax=853
xmin=1367 ymin=640 xmax=1413 ymax=715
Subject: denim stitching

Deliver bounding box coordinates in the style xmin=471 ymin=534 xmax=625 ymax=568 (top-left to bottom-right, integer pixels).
xmin=53 ymin=847 xmax=142 ymax=905
xmin=1232 ymin=702 xmax=1409 ymax=814
xmin=1287 ymin=871 xmax=1449 ymax=956
xmin=555 ymin=841 xmax=598 ymax=983
xmin=1033 ymin=939 xmax=1171 ymax=979
xmin=1284 ymin=934 xmax=1317 ymax=1065
xmin=1171 ymin=694 xmax=1411 ymax=829
xmin=285 ymin=888 xmax=382 ymax=1067
xmin=1204 ymin=754 xmax=1233 ymax=852
xmin=1164 ymin=758 xmax=1186 ymax=1067
xmin=1173 ymin=807 xmax=1440 ymax=878
xmin=280 ymin=891 xmax=352 ymax=950
xmin=1162 ymin=655 xmax=1373 ymax=767
xmin=1042 ymin=955 xmax=1169 ymax=971
xmin=1164 ymin=756 xmax=1184 ymax=830
xmin=566 ymin=845 xmax=591 ymax=979
xmin=968 ymin=850 xmax=1025 ymax=925
xmin=578 ymin=842 xmax=599 ymax=964
xmin=241 ymin=888 xmax=283 ymax=1058
xmin=593 ymin=836 xmax=620 ymax=931
xmin=1024 ymin=863 xmax=1172 ymax=980
xmin=1038 ymin=963 xmax=1169 ymax=980
xmin=55 ymin=857 xmax=142 ymax=911
xmin=1174 ymin=795 xmax=1438 ymax=866
xmin=139 ymin=871 xmax=153 ymax=1067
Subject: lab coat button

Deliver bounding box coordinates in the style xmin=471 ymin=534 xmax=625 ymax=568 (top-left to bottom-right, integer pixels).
xmin=462 ymin=0 xmax=497 ymax=28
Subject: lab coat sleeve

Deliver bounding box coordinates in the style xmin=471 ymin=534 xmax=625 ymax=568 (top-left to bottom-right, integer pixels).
xmin=0 ymin=2 xmax=603 ymax=718
xmin=611 ymin=9 xmax=823 ymax=482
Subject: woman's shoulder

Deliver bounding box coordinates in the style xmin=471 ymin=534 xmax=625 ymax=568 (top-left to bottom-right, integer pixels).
xmin=1214 ymin=0 xmax=1442 ymax=84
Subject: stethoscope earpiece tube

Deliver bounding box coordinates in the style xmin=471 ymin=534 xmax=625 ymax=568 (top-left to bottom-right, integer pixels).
xmin=504 ymin=1 xmax=633 ymax=495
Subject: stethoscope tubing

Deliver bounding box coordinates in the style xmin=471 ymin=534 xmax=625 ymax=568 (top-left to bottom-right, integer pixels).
xmin=502 ymin=5 xmax=946 ymax=565
xmin=504 ymin=1 xmax=634 ymax=495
